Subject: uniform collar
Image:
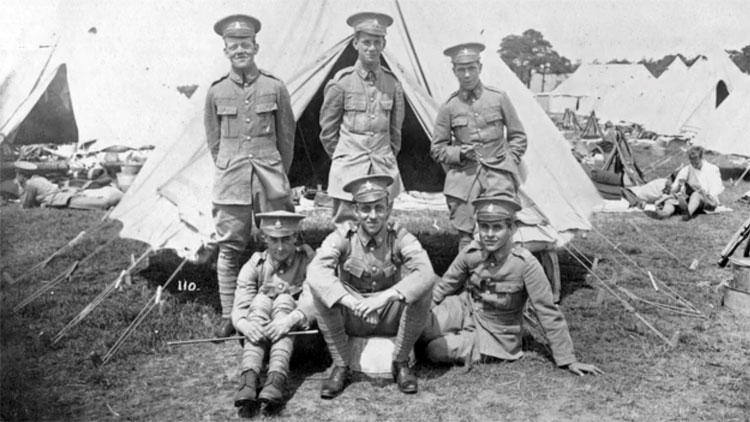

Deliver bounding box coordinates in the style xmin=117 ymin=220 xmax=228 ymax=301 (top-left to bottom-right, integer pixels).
xmin=354 ymin=60 xmax=381 ymax=81
xmin=478 ymin=242 xmax=513 ymax=263
xmin=228 ymin=66 xmax=260 ymax=85
xmin=270 ymin=252 xmax=296 ymax=273
xmin=358 ymin=224 xmax=386 ymax=248
xmin=459 ymin=82 xmax=484 ymax=102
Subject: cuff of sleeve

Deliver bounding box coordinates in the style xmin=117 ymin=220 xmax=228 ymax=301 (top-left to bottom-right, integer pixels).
xmin=320 ymin=284 xmax=349 ymax=309
xmin=293 ymin=309 xmax=311 ymax=330
xmin=446 ymin=147 xmax=463 ymax=165
xmin=555 ymin=355 xmax=577 ymax=367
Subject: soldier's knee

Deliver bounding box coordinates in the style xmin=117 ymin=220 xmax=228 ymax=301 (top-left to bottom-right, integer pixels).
xmin=272 ymin=294 xmax=296 ymax=315
xmin=425 ymin=338 xmax=458 ymax=363
xmin=425 ymin=336 xmax=471 ymax=364
xmin=249 ymin=295 xmax=273 ymax=320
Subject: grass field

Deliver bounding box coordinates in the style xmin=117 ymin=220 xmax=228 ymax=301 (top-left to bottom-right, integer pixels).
xmin=1 ymin=146 xmax=749 ymax=421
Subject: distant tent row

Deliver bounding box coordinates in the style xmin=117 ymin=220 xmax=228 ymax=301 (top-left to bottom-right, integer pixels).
xmin=692 ymin=78 xmax=750 ymax=158
xmin=536 ymin=63 xmax=656 ymax=116
xmin=540 ymin=52 xmax=748 ymax=138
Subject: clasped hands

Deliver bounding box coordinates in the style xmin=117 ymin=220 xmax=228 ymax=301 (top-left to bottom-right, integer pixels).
xmin=242 ymin=313 xmax=299 ymax=344
xmin=340 ymin=289 xmax=400 ymax=326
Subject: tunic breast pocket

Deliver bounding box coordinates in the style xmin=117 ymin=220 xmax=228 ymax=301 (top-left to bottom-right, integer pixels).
xmin=344 ymin=93 xmax=368 ymax=132
xmin=482 ymin=281 xmax=526 ymax=312
xmin=482 ymin=110 xmax=504 ymax=140
xmin=216 ymin=100 xmax=239 ymax=138
xmin=253 ymin=95 xmax=278 ymax=137
xmin=380 ymin=99 xmax=393 ymax=116
xmin=450 ymin=116 xmax=469 ymax=141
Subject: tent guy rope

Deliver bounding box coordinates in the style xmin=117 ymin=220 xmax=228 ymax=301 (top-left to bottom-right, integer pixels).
xmin=51 ymin=246 xmax=153 ymax=345
xmin=100 ymin=257 xmax=189 ymax=364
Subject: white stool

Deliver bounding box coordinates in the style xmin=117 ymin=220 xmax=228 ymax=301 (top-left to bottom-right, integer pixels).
xmin=348 ymin=336 xmax=416 ymax=378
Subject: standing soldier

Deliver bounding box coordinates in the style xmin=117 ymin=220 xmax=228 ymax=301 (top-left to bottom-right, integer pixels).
xmin=319 ymin=12 xmax=405 ymax=225
xmin=232 ymin=211 xmax=315 ymax=408
xmin=205 ymin=14 xmax=296 ymax=338
xmin=431 ymin=43 xmax=527 ymax=251
xmin=307 ymin=175 xmax=434 ymax=398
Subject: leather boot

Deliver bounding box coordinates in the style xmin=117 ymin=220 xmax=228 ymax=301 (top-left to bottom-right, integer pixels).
xmin=392 ymin=361 xmax=418 ymax=394
xmin=258 ymin=372 xmax=286 ymax=405
xmin=214 ymin=318 xmax=235 ymax=340
xmin=234 ymin=370 xmax=259 ymax=407
xmin=320 ymin=366 xmax=350 ymax=399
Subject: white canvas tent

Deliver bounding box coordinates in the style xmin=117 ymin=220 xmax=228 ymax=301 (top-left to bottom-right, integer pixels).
xmin=536 ymin=64 xmax=655 ymax=116
xmin=98 ymin=0 xmax=602 ymax=259
xmin=598 ymin=58 xmax=689 ymax=125
xmin=692 ymin=78 xmax=750 ymax=158
xmin=638 ymin=50 xmax=746 ymax=137
xmin=0 ymin=4 xmax=191 ymax=151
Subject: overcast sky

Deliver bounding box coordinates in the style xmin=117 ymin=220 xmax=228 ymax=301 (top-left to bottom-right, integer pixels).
xmin=489 ymin=0 xmax=750 ymax=62
xmin=3 ymin=0 xmax=749 ymax=63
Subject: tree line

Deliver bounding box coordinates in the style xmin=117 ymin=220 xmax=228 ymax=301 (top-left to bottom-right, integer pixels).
xmin=499 ymin=29 xmax=750 ymax=86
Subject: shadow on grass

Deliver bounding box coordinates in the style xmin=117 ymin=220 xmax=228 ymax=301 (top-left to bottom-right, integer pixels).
xmin=557 ymin=249 xmax=596 ymax=301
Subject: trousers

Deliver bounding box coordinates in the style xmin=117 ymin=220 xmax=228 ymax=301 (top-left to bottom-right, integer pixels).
xmin=314 ymin=289 xmax=431 ymax=367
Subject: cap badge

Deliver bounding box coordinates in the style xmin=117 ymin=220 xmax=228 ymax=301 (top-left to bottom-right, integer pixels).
xmin=274 ymin=220 xmax=282 ymax=230
xmin=364 ymin=181 xmax=374 ymax=191
xmin=487 ymin=203 xmax=495 ymax=212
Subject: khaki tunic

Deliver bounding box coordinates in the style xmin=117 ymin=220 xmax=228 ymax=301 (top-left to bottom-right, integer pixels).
xmin=205 ymin=68 xmax=295 ymax=205
xmin=319 ymin=61 xmax=405 ymax=200
xmin=431 ymin=83 xmax=527 ymax=202
xmin=232 ymin=244 xmax=316 ymax=334
xmin=431 ymin=242 xmax=576 ymax=366
xmin=307 ymin=222 xmax=433 ymax=309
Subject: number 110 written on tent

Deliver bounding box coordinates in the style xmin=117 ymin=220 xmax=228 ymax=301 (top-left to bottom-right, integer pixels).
xmin=177 ymin=280 xmax=199 ymax=292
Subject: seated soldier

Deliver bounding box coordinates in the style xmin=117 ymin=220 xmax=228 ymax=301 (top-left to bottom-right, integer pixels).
xmin=655 ymin=146 xmax=724 ymax=221
xmin=421 ymin=196 xmax=603 ymax=376
xmin=231 ymin=211 xmax=316 ymax=408
xmin=15 ymin=161 xmax=123 ymax=210
xmin=307 ymin=174 xmax=435 ymax=398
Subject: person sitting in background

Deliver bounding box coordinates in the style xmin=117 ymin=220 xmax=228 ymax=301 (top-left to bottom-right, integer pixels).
xmin=14 ymin=161 xmax=123 ymax=210
xmin=621 ymin=173 xmax=675 ymax=209
xmin=655 ymin=146 xmax=724 ymax=221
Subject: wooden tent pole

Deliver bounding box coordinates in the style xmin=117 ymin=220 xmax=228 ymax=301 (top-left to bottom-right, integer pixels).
xmin=734 ymin=162 xmax=750 ymax=187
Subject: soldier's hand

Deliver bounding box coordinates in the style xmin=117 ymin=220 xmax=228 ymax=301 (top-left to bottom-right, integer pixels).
xmin=265 ymin=314 xmax=296 ymax=343
xmin=243 ymin=320 xmax=267 ymax=344
xmin=566 ymin=361 xmax=604 ymax=376
xmin=340 ymin=295 xmax=361 ymax=313
xmin=460 ymin=145 xmax=479 ymax=162
xmin=364 ymin=310 xmax=380 ymax=326
xmin=355 ymin=292 xmax=394 ymax=317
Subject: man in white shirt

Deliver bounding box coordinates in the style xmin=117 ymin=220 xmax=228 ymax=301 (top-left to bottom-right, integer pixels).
xmin=656 ymin=146 xmax=724 ymax=221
